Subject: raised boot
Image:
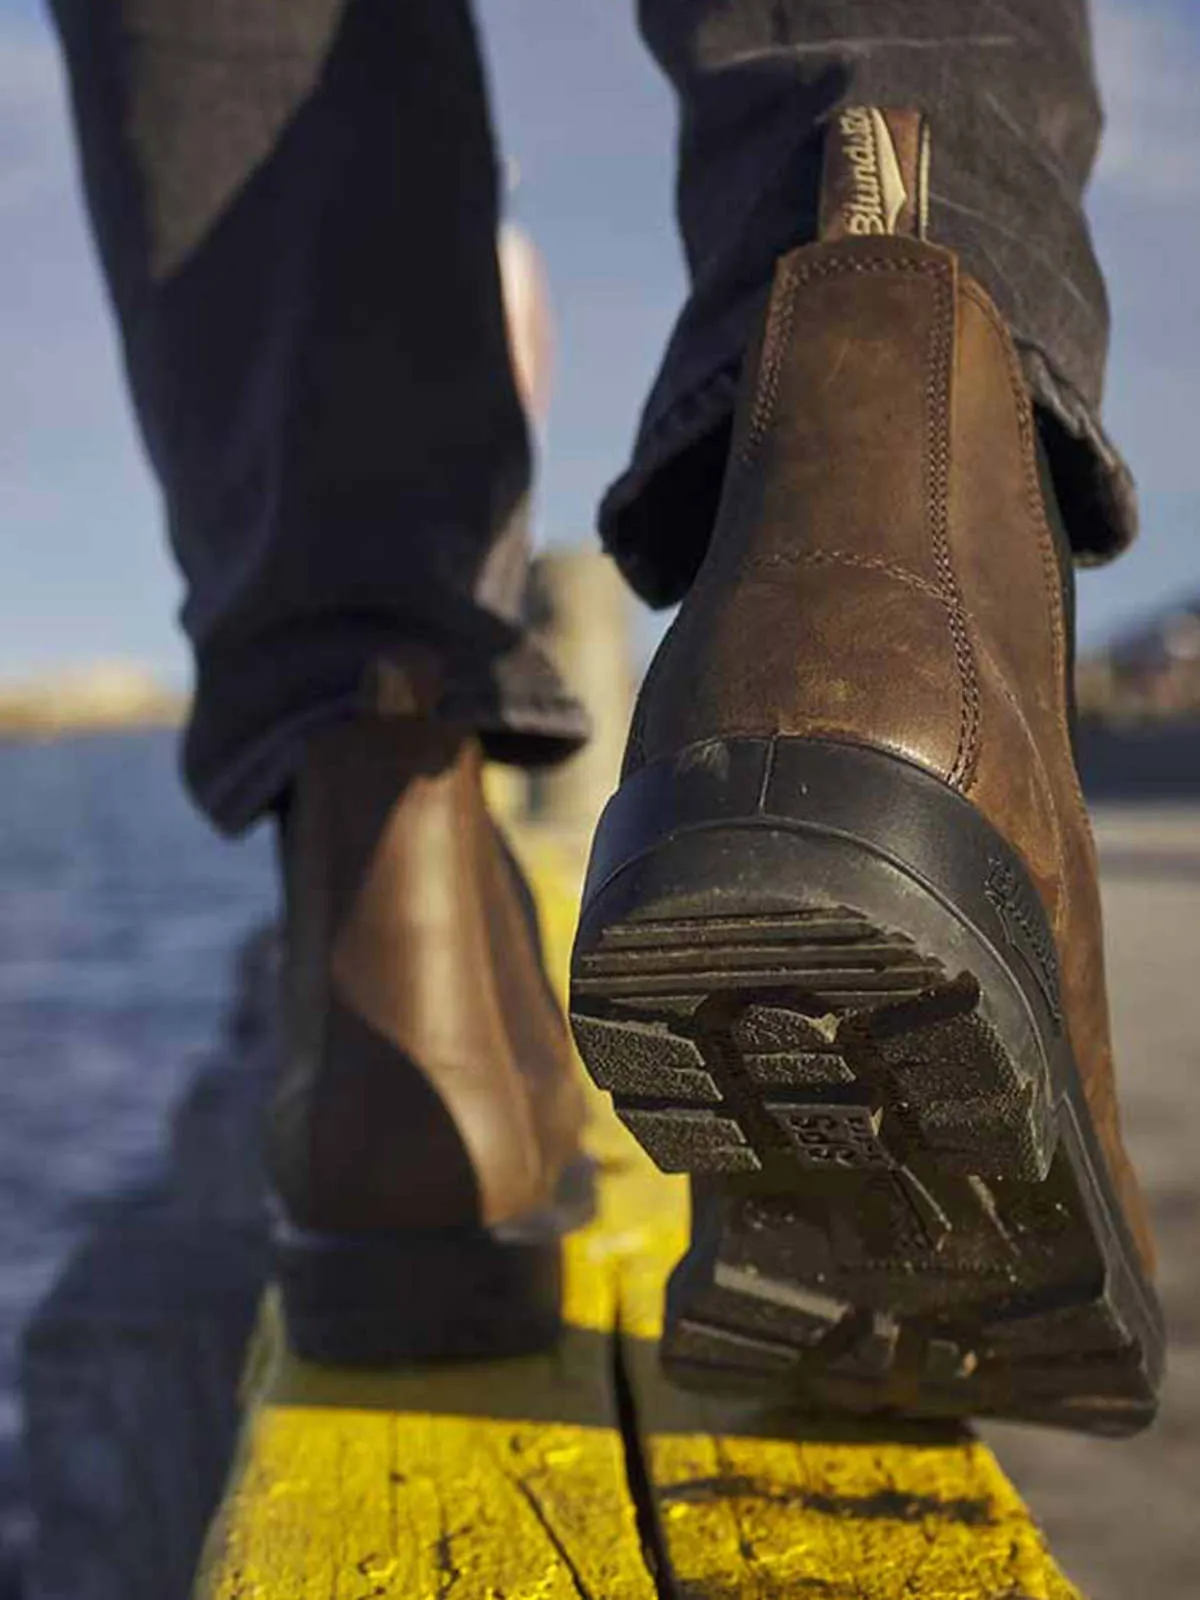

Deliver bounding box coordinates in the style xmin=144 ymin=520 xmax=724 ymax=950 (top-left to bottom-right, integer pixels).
xmin=270 ymin=720 xmax=590 ymax=1364
xmin=570 ymin=110 xmax=1163 ymax=1434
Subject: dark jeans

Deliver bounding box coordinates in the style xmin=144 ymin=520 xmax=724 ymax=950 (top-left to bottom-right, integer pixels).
xmin=49 ymin=0 xmax=1130 ymax=833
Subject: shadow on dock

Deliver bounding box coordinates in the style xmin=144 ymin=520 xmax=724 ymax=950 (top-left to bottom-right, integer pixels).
xmin=18 ymin=931 xmax=275 ymax=1600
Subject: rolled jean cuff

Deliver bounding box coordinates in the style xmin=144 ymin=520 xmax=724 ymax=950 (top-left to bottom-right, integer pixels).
xmin=184 ymin=619 xmax=589 ymax=835
xmin=599 ymin=292 xmax=1139 ymax=612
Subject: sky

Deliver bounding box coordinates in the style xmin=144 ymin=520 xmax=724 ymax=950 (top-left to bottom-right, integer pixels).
xmin=0 ymin=0 xmax=1198 ymax=685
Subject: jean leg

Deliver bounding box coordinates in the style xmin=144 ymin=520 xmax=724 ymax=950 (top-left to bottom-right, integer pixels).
xmin=48 ymin=0 xmax=585 ymax=831
xmin=606 ymin=0 xmax=1133 ymax=607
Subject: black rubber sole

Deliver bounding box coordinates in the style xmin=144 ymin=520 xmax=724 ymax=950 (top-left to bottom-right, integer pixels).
xmin=272 ymin=1158 xmax=595 ymax=1366
xmin=569 ymin=737 xmax=1165 ymax=1436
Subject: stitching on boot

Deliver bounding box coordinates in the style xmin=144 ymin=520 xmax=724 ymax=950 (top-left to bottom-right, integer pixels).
xmin=744 ymin=547 xmax=948 ymax=602
xmin=924 ymin=263 xmax=980 ymax=789
xmin=737 ymin=252 xmax=951 ymax=472
xmin=973 ymin=631 xmax=1069 ymax=941
xmin=741 ymin=258 xmax=802 ymax=466
xmin=963 ymin=278 xmax=1084 ymax=933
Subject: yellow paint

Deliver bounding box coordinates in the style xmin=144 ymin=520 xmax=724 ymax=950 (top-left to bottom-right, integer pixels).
xmin=195 ymin=821 xmax=1085 ymax=1600
xmin=200 ymin=1195 xmax=655 ymax=1600
xmin=206 ymin=1405 xmax=648 ymax=1600
xmin=636 ymin=1420 xmax=1082 ymax=1600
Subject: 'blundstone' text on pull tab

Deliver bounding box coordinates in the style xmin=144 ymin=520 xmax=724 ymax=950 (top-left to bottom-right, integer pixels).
xmin=818 ymin=106 xmax=930 ymax=242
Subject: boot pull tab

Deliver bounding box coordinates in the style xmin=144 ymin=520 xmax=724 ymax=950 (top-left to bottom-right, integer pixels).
xmin=818 ymin=107 xmax=931 ymax=242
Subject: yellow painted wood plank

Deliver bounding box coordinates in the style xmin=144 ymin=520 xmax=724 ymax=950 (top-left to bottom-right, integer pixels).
xmin=197 ymin=1184 xmax=659 ymax=1599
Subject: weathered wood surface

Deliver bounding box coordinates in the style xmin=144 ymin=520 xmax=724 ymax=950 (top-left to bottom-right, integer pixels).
xmin=195 ymin=833 xmax=1083 ymax=1600
xmin=200 ymin=1176 xmax=659 ymax=1599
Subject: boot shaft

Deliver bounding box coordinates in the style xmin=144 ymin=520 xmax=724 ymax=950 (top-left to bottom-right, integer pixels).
xmin=631 ymin=235 xmax=1072 ymax=836
xmin=272 ymin=722 xmax=584 ymax=1233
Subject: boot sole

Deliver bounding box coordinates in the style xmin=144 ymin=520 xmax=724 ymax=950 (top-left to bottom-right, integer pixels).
xmin=271 ymin=1157 xmax=595 ymax=1366
xmin=569 ymin=738 xmax=1164 ymax=1435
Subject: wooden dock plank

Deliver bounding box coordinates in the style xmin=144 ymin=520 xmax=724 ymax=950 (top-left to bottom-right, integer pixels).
xmin=207 ymin=1398 xmax=642 ymax=1600
xmin=197 ymin=1189 xmax=659 ymax=1600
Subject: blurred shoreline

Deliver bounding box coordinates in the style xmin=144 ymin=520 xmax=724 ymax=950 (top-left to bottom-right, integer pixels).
xmin=0 ymin=664 xmax=184 ymax=742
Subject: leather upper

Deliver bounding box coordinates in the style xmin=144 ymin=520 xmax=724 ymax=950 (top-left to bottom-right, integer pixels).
xmin=271 ymin=721 xmax=585 ymax=1233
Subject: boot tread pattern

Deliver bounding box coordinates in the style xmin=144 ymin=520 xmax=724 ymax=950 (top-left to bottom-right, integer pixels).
xmin=570 ymin=907 xmax=1158 ymax=1435
xmin=572 ymin=910 xmax=1046 ymax=1182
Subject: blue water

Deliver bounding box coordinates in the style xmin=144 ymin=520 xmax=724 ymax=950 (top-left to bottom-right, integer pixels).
xmin=0 ymin=731 xmax=274 ymax=1572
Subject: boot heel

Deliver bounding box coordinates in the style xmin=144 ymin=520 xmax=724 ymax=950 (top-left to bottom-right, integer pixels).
xmin=572 ymin=737 xmax=1059 ymax=1185
xmin=271 ymin=1160 xmax=595 ymax=1366
xmin=569 ymin=737 xmax=1164 ymax=1433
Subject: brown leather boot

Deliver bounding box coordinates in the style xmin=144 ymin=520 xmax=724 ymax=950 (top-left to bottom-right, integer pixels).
xmin=571 ymin=110 xmax=1163 ymax=1434
xmin=269 ymin=719 xmax=589 ymax=1364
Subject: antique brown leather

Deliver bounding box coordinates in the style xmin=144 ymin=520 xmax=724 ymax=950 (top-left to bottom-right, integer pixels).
xmin=269 ymin=720 xmax=586 ymax=1233
xmin=625 ymin=232 xmax=1155 ymax=1272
